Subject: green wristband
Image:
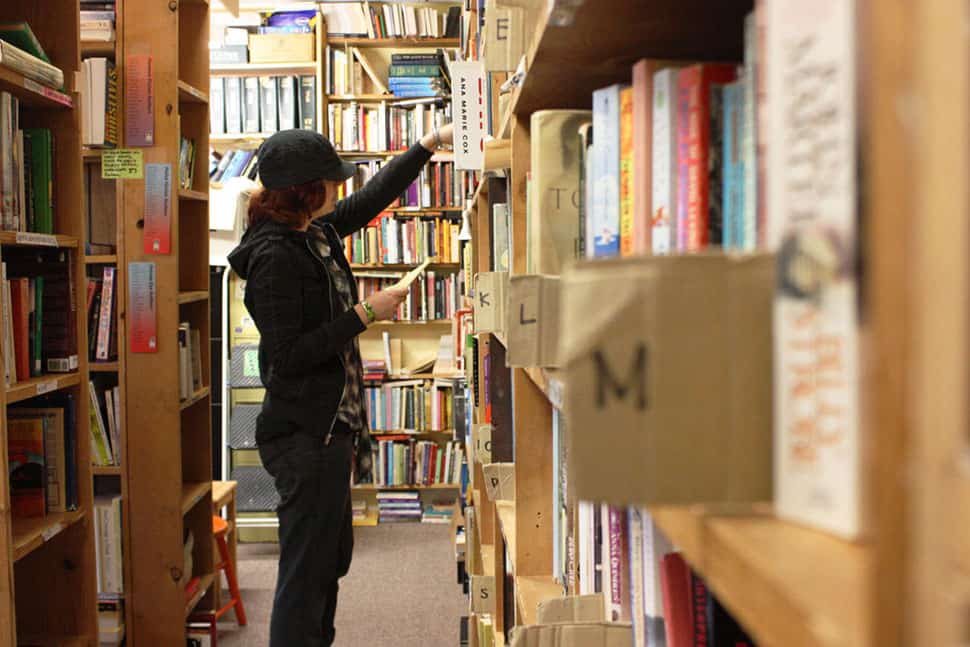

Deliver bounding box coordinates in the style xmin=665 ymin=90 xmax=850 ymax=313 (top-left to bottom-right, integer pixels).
xmin=361 ymin=300 xmax=377 ymax=323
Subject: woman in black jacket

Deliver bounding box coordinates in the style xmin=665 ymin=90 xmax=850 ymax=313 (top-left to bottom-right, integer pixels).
xmin=227 ymin=124 xmax=453 ymax=647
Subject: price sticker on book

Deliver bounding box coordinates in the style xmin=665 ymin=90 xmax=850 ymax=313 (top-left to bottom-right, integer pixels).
xmin=36 ymin=380 xmax=58 ymax=395
xmin=102 ymin=149 xmax=144 ymax=179
xmin=15 ymin=232 xmax=58 ymax=247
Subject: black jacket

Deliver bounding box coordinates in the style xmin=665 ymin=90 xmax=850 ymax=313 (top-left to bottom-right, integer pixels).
xmin=227 ymin=143 xmax=433 ymax=437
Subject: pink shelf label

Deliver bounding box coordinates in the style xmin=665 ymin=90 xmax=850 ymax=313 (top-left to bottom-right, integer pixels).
xmin=125 ymin=55 xmax=154 ymax=146
xmin=143 ymin=163 xmax=172 ymax=254
xmin=128 ymin=262 xmax=158 ymax=353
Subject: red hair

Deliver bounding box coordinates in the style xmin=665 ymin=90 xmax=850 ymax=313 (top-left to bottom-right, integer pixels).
xmin=247 ymin=179 xmax=329 ymax=228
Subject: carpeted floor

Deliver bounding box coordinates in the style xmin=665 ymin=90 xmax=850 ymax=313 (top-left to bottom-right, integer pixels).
xmin=216 ymin=524 xmax=466 ymax=647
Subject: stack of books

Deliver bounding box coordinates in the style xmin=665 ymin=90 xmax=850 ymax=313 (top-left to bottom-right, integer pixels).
xmin=177 ymin=323 xmax=204 ymax=401
xmin=80 ymin=2 xmax=116 ymax=42
xmin=209 ymin=147 xmax=259 ymax=184
xmin=352 ymin=499 xmax=368 ymax=523
xmin=362 ymin=358 xmax=387 ymax=382
xmin=376 ymin=491 xmax=421 ymax=523
xmin=0 ymin=21 xmax=65 ymax=90
xmin=88 ymin=379 xmax=122 ymax=467
xmin=421 ymin=503 xmax=453 ymax=524
xmin=389 ymin=53 xmax=448 ymax=98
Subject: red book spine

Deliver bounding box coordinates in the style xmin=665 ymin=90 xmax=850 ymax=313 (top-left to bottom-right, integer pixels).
xmin=608 ymin=505 xmax=630 ymax=621
xmin=660 ymin=553 xmax=693 ymax=647
xmin=678 ymin=64 xmax=737 ymax=251
xmin=10 ymin=278 xmax=29 ymax=381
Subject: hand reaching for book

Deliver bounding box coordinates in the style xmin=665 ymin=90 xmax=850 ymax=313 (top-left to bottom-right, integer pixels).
xmin=420 ymin=123 xmax=454 ymax=151
xmin=356 ymin=287 xmax=409 ymax=325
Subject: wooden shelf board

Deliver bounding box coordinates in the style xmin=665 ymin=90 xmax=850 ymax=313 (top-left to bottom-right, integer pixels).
xmin=210 ymin=133 xmax=272 ymax=143
xmin=180 ymin=386 xmax=211 ymax=411
xmin=330 ymin=37 xmax=460 ymax=47
xmin=184 ymin=572 xmax=215 ymax=618
xmin=0 ymin=65 xmax=73 ymax=109
xmin=6 ymin=372 xmax=81 ymax=404
xmin=85 ymin=254 xmax=117 ymax=264
xmin=366 ymin=319 xmax=453 ymax=326
xmin=328 ymin=94 xmax=444 ymax=102
xmin=370 ymin=429 xmax=455 ymax=436
xmin=515 ymin=576 xmax=563 ymax=627
xmin=181 ymin=481 xmax=212 ymax=515
xmin=178 ymin=188 xmax=209 ymax=202
xmin=649 ymin=507 xmax=872 ymax=647
xmin=81 ymin=41 xmax=116 ymax=57
xmin=352 ymin=483 xmax=459 ymax=491
xmin=210 ymin=61 xmax=317 ymax=74
xmin=178 ymin=80 xmax=209 ymax=104
xmin=18 ymin=634 xmax=86 ymax=647
xmin=177 ymin=290 xmax=210 ymax=305
xmin=337 ymin=150 xmax=405 ymax=156
xmin=90 ymin=361 xmax=120 ymax=373
xmin=92 ymin=465 xmax=122 ymax=476
xmin=82 ymin=147 xmax=104 ymax=160
xmin=0 ymin=231 xmax=78 ymax=248
xmin=510 ymin=0 xmax=748 ymax=117
xmin=12 ymin=510 xmax=86 ymax=561
xmin=367 ymin=373 xmax=462 ymax=381
xmin=387 ymin=207 xmax=463 ymax=214
xmin=212 ymin=480 xmax=237 ymax=509
xmin=495 ymin=500 xmax=516 ymax=569
xmin=523 ymin=367 xmax=564 ymax=410
xmin=349 ymin=262 xmax=459 ymax=270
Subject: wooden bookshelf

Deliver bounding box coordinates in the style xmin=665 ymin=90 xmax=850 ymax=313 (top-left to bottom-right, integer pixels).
xmin=0 ymin=3 xmax=99 ymax=644
xmin=122 ymin=0 xmax=214 ymax=642
xmin=330 ymin=37 xmax=460 ymax=47
xmin=210 ymin=61 xmax=318 ymax=74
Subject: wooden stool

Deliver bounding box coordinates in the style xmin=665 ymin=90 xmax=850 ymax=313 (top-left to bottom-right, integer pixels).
xmin=211 ymin=481 xmax=238 ymax=614
xmin=212 ymin=515 xmax=247 ymax=626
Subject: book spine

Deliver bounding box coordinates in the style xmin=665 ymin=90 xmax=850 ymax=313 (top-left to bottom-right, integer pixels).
xmin=619 ymin=87 xmax=635 ymax=256
xmin=591 ymin=85 xmax=621 ymax=257
xmin=225 ymin=77 xmax=242 ymax=134
xmin=259 ymin=76 xmax=278 ymax=133
xmin=652 ymin=69 xmax=676 ymax=255
xmin=608 ymin=505 xmax=630 ymax=621
xmin=675 ymin=70 xmax=692 ymax=252
xmin=389 ymin=64 xmax=442 ymax=77
xmin=722 ymin=83 xmax=737 ymax=250
xmin=300 ymin=75 xmax=317 ymax=130
xmin=96 ymin=267 xmax=114 ymax=360
xmin=690 ymin=571 xmax=710 ymax=647
xmin=681 ymin=67 xmax=707 ymax=250
xmin=210 ymin=77 xmax=226 ymax=135
xmin=632 ymin=61 xmax=653 ymax=255
xmin=708 ymin=84 xmax=725 ymax=247
xmin=742 ymin=12 xmax=758 ymax=250
xmin=628 ymin=507 xmax=647 ymax=647
xmin=243 ymin=77 xmax=260 ymax=133
xmin=277 ymin=76 xmax=297 ymax=131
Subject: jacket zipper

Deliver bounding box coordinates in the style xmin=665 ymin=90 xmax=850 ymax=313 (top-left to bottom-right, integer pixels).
xmin=305 ymin=236 xmax=346 ymax=445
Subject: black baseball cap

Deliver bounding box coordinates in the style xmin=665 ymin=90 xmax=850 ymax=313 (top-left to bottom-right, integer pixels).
xmin=257 ymin=129 xmax=356 ymax=190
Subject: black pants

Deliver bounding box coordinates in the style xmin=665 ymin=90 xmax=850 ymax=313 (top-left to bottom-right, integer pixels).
xmin=257 ymin=416 xmax=354 ymax=647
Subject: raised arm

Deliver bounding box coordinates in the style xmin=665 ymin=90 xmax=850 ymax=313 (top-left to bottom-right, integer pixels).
xmin=327 ymin=123 xmax=454 ymax=237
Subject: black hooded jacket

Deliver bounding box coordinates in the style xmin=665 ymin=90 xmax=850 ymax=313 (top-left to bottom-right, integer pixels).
xmin=227 ymin=143 xmax=433 ymax=438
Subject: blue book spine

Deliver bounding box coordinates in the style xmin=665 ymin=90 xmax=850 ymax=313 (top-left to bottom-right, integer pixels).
xmin=734 ymin=82 xmax=746 ymax=249
xmin=591 ymin=85 xmax=622 ymax=257
xmin=388 ymin=78 xmax=443 ymax=87
xmin=722 ymin=82 xmax=739 ymax=250
xmin=391 ymin=89 xmax=445 ymax=98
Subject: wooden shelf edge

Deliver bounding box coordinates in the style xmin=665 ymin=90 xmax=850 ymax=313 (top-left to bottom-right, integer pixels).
xmin=515 ymin=575 xmax=563 ymax=627
xmin=0 ymin=64 xmax=73 ymax=108
xmin=0 ymin=231 xmax=78 ymax=248
xmin=178 ymin=188 xmax=209 ymax=202
xmin=210 ymin=61 xmax=316 ymax=73
xmin=6 ymin=372 xmax=82 ymax=404
xmin=330 ymin=37 xmax=460 ymax=47
xmin=12 ymin=510 xmax=86 ymax=561
xmin=92 ymin=465 xmax=122 ymax=476
xmin=90 ymin=361 xmax=120 ymax=373
xmin=352 ymin=483 xmax=460 ymax=491
xmin=85 ymin=254 xmax=118 ymax=264
xmin=178 ymin=79 xmax=209 ymax=104
xmin=495 ymin=500 xmax=516 ymax=570
xmin=177 ymin=290 xmax=210 ymax=305
xmin=181 ymin=482 xmax=212 ymax=515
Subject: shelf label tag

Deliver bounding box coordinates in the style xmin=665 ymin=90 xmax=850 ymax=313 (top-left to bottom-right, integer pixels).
xmin=36 ymin=380 xmax=58 ymax=395
xmin=15 ymin=232 xmax=57 ymax=247
xmin=128 ymin=262 xmax=158 ymax=353
xmin=125 ymin=54 xmax=154 ymax=146
xmin=23 ymin=78 xmax=72 ymax=107
xmin=102 ymin=149 xmax=144 ymax=179
xmin=41 ymin=522 xmax=64 ymax=542
xmin=143 ymin=163 xmax=172 ymax=254
xmin=452 ymin=61 xmax=485 ymax=170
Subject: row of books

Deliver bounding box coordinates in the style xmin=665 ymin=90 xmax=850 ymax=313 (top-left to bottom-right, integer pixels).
xmin=320 ymin=2 xmax=460 ymax=39
xmin=7 ymin=401 xmax=78 ymax=518
xmin=376 ymin=491 xmax=422 ymax=523
xmin=0 ymin=92 xmax=55 ymax=233
xmin=99 ymin=599 xmax=125 ymax=647
xmin=364 ymin=378 xmax=454 ymax=432
xmin=178 ymin=136 xmax=198 ymax=191
xmin=0 ymin=22 xmax=65 ymax=90
xmin=81 ymin=3 xmax=116 ymax=42
xmin=86 ymin=267 xmax=118 ymax=363
xmin=327 ymin=99 xmax=450 ymax=152
xmin=371 ymin=440 xmax=465 ymax=488
xmin=357 ymin=270 xmax=462 ymax=322
xmin=209 ymin=75 xmax=317 ymax=136
xmin=89 ymin=379 xmax=121 ymax=467
xmin=80 ymin=57 xmax=118 ymax=148
xmin=209 ymin=147 xmax=259 ymax=184
xmin=345 ymin=212 xmax=462 ymax=265
xmin=339 ymin=158 xmax=471 ymax=210
xmin=178 ymin=322 xmax=204 ymax=401
xmin=95 ymin=494 xmax=124 ymax=596
xmin=2 ymin=253 xmax=78 ymax=385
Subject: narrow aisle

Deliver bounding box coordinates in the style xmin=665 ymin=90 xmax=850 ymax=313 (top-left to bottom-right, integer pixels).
xmin=218 ymin=524 xmax=465 ymax=646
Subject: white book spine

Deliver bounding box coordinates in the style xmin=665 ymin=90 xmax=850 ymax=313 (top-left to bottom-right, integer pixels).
xmin=769 ymin=0 xmax=863 ymax=539
xmin=651 ymin=69 xmax=678 ymax=255
xmin=95 ymin=267 xmax=114 ymax=360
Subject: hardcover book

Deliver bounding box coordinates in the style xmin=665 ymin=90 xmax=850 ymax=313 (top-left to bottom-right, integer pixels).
xmin=652 ymin=68 xmax=679 ymax=255
xmin=589 ymin=84 xmax=626 ymax=257
xmin=242 ymin=76 xmax=260 ymax=134
xmin=8 ymin=416 xmax=45 ymax=516
xmin=258 ymin=76 xmax=278 ymax=134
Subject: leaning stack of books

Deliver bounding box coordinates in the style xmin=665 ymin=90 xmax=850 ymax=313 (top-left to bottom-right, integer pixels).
xmin=376 ymin=491 xmax=422 ymax=523
xmin=80 ymin=1 xmax=116 ymax=42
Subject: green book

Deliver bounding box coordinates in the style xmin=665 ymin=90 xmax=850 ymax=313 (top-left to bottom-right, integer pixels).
xmin=24 ymin=128 xmax=53 ymax=234
xmin=0 ymin=22 xmax=51 ymax=63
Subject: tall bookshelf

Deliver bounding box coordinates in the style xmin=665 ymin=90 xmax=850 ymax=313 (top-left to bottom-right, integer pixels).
xmin=0 ymin=1 xmax=99 ymax=644
xmin=122 ymin=0 xmax=213 ymax=643
xmin=456 ymin=1 xmax=963 ymax=646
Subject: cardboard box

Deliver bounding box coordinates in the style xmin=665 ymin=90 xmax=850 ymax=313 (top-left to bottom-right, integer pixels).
xmin=248 ymin=33 xmax=314 ymax=64
xmin=481 ymin=462 xmax=515 ymax=501
xmin=470 ymin=574 xmax=496 ymax=614
xmin=536 ymin=594 xmax=607 ymax=624
xmin=507 ymin=274 xmax=561 ymax=367
xmin=509 ymin=622 xmax=632 ymax=647
xmin=474 ymin=271 xmax=509 ymax=335
xmin=473 ymin=423 xmax=493 ymax=466
xmin=560 ymin=254 xmax=774 ymax=505
xmin=210 ymin=44 xmax=249 ymax=65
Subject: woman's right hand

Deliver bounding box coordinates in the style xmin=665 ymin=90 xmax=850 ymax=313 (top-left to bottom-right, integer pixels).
xmin=364 ymin=287 xmax=409 ymax=322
